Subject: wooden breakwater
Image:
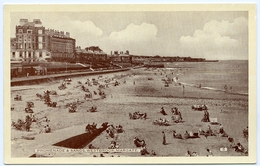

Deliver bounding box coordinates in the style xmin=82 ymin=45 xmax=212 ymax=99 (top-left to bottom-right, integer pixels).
xmin=53 ymin=127 xmax=106 ymax=149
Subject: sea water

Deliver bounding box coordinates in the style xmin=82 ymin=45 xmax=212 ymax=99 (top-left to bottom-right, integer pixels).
xmin=164 ymin=60 xmax=248 ymax=93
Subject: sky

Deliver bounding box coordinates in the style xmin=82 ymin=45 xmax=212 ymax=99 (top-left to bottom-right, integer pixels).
xmin=10 ymin=11 xmax=248 ymax=60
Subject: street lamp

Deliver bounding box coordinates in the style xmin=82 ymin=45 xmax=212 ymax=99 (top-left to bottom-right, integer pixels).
xmin=66 ymin=62 xmax=67 ymax=73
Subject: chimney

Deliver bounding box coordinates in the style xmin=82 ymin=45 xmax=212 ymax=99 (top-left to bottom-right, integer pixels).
xmin=19 ymin=19 xmax=28 ymax=26
xmin=66 ymin=32 xmax=70 ymax=38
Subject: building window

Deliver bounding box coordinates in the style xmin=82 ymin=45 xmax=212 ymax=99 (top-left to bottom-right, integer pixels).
xmin=18 ymin=29 xmax=23 ymax=33
xmin=38 ymin=43 xmax=42 ymax=49
xmin=12 ymin=52 xmax=15 ymax=58
xmin=28 ymin=52 xmax=31 ymax=58
xmin=38 ymin=30 xmax=42 ymax=34
xmin=27 ymin=30 xmax=32 ymax=33
xmin=39 ymin=52 xmax=42 ymax=58
xmin=38 ymin=36 xmax=42 ymax=42
xmin=19 ymin=52 xmax=22 ymax=57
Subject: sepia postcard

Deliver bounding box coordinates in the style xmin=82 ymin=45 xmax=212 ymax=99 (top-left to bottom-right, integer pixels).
xmin=4 ymin=4 xmax=256 ymax=164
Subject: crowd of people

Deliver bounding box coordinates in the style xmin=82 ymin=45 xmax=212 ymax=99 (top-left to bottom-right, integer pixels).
xmin=155 ymin=100 xmax=248 ymax=156
xmin=11 ymin=68 xmax=248 ymax=157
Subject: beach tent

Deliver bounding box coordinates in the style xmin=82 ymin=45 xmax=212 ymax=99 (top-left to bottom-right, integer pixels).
xmin=33 ymin=66 xmax=44 ymax=75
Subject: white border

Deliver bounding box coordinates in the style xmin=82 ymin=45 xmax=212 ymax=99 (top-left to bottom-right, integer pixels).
xmin=1 ymin=2 xmax=258 ymax=166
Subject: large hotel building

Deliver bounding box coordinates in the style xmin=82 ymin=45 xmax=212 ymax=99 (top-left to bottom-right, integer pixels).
xmin=11 ymin=19 xmax=75 ymax=62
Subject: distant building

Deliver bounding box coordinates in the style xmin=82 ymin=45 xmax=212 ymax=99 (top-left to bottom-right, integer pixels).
xmin=11 ymin=19 xmax=75 ymax=62
xmin=131 ymin=56 xmax=145 ymax=64
xmin=45 ymin=29 xmax=75 ymax=61
xmin=75 ymin=46 xmax=107 ymax=63
xmin=110 ymin=50 xmax=131 ymax=63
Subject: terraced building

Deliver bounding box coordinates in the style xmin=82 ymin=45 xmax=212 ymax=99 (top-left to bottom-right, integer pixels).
xmin=11 ymin=19 xmax=75 ymax=62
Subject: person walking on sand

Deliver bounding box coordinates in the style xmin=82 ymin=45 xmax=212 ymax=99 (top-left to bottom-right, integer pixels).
xmin=206 ymin=148 xmax=214 ymax=156
xmin=178 ymin=111 xmax=183 ymax=121
xmin=206 ymin=110 xmax=210 ymax=122
xmin=162 ymin=131 xmax=166 ymax=145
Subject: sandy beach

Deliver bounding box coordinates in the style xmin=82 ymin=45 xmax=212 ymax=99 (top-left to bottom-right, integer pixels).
xmin=10 ymin=67 xmax=248 ymax=158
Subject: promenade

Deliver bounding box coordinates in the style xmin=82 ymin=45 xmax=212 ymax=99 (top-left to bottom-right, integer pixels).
xmin=11 ymin=68 xmax=132 ymax=86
